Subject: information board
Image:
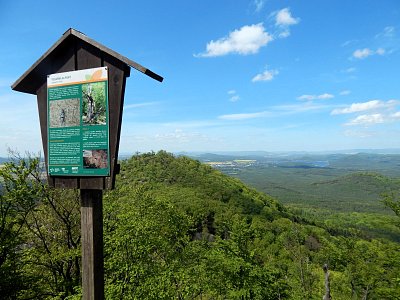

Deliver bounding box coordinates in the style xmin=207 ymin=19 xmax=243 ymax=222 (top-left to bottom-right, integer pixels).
xmin=47 ymin=67 xmax=110 ymax=176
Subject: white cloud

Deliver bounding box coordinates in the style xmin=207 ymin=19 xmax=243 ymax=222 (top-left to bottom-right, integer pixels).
xmin=331 ymin=100 xmax=398 ymax=115
xmin=318 ymin=93 xmax=335 ymax=100
xmin=273 ymin=8 xmax=299 ymax=38
xmin=196 ymin=23 xmax=273 ymax=57
xmin=391 ymin=111 xmax=400 ymax=119
xmin=376 ymin=26 xmax=395 ymax=39
xmin=275 ymin=8 xmax=299 ymax=26
xmin=341 ymin=40 xmax=357 ymax=47
xmin=254 ymin=0 xmax=266 ymax=12
xmin=352 ymin=47 xmax=386 ymax=59
xmin=383 ymin=26 xmax=395 ymax=37
xmin=332 ymin=99 xmax=400 ymax=128
xmin=297 ymin=95 xmax=315 ymax=101
xmin=124 ymin=101 xmax=159 ymax=109
xmin=278 ymin=30 xmax=290 ymax=38
xmin=227 ymin=90 xmax=240 ymax=102
xmin=376 ymin=47 xmax=385 ymax=55
xmin=353 ymin=48 xmax=373 ymax=59
xmin=339 ymin=90 xmax=351 ymax=96
xmin=345 ymin=114 xmax=385 ymax=126
xmin=230 ymin=95 xmax=240 ymax=102
xmin=297 ymin=93 xmax=334 ymax=101
xmin=218 ymin=111 xmax=270 ymax=120
xmin=273 ymin=103 xmax=331 ymax=114
xmin=252 ymin=68 xmax=278 ymax=82
xmin=219 ymin=102 xmax=332 ymax=122
xmin=343 ymin=67 xmax=356 ymax=73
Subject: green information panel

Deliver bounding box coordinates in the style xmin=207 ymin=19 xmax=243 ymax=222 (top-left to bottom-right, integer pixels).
xmin=47 ymin=67 xmax=110 ymax=176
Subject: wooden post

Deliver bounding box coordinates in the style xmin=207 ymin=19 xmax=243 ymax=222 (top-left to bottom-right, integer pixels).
xmin=11 ymin=28 xmax=162 ymax=300
xmin=81 ymin=189 xmax=104 ymax=300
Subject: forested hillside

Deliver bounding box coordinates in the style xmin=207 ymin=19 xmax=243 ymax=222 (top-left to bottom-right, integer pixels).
xmin=1 ymin=151 xmax=400 ymax=299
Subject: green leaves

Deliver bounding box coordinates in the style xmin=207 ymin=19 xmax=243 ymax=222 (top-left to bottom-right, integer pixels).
xmin=2 ymin=150 xmax=400 ymax=299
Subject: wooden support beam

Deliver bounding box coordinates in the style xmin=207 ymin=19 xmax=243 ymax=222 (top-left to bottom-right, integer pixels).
xmin=81 ymin=189 xmax=104 ymax=300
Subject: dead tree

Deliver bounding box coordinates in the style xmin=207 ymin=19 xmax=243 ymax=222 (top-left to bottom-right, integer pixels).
xmin=323 ymin=264 xmax=331 ymax=300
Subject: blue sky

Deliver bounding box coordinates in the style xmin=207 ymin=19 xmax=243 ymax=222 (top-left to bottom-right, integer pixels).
xmin=1 ymin=0 xmax=400 ymax=156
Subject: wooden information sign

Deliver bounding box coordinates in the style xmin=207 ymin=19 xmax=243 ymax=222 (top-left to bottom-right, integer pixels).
xmin=47 ymin=67 xmax=110 ymax=177
xmin=12 ymin=28 xmax=163 ymax=300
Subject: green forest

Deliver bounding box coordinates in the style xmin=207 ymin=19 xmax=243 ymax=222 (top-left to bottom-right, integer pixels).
xmin=1 ymin=151 xmax=400 ymax=299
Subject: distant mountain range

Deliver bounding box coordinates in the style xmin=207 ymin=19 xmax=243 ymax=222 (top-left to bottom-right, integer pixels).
xmin=3 ymin=148 xmax=400 ymax=165
xmin=0 ymin=157 xmax=9 ymax=164
xmin=178 ymin=148 xmax=400 ymax=157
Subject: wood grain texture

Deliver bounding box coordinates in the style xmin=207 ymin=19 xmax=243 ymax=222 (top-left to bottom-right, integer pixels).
xmin=51 ymin=42 xmax=79 ymax=189
xmin=81 ymin=189 xmax=104 ymax=300
xmin=103 ymin=54 xmax=130 ymax=189
xmin=76 ymin=40 xmax=105 ymax=190
xmin=13 ymin=30 xmax=162 ymax=190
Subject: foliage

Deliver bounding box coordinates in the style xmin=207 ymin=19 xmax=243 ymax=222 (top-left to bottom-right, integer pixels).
xmin=1 ymin=150 xmax=400 ymax=299
xmin=82 ymin=82 xmax=107 ymax=124
xmin=0 ymin=153 xmax=81 ymax=299
xmin=0 ymin=154 xmax=40 ymax=298
xmin=103 ymin=151 xmax=400 ymax=299
xmin=382 ymin=191 xmax=400 ymax=219
xmin=103 ymin=152 xmax=289 ymax=299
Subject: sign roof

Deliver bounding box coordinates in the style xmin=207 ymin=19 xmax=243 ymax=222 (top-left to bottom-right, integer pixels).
xmin=12 ymin=28 xmax=163 ymax=95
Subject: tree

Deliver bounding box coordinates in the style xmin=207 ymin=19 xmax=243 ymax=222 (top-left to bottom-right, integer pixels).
xmin=0 ymin=152 xmax=81 ymax=299
xmin=103 ymin=185 xmax=194 ymax=299
xmin=382 ymin=192 xmax=400 ymax=219
xmin=0 ymin=154 xmax=39 ymax=298
xmin=22 ymin=188 xmax=81 ymax=299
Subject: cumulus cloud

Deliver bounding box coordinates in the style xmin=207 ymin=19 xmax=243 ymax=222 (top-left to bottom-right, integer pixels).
xmin=275 ymin=8 xmax=299 ymax=26
xmin=274 ymin=8 xmax=299 ymax=38
xmin=196 ymin=23 xmax=273 ymax=57
xmin=391 ymin=111 xmax=400 ymax=119
xmin=252 ymin=68 xmax=278 ymax=82
xmin=353 ymin=48 xmax=373 ymax=59
xmin=352 ymin=47 xmax=386 ymax=59
xmin=331 ymin=100 xmax=397 ymax=115
xmin=332 ymin=99 xmax=400 ymax=128
xmin=345 ymin=114 xmax=385 ymax=126
xmin=297 ymin=93 xmax=334 ymax=101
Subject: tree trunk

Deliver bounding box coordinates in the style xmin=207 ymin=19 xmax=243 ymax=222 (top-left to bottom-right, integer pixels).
xmin=323 ymin=264 xmax=331 ymax=300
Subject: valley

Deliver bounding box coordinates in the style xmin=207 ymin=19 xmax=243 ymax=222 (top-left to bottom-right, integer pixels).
xmin=190 ymin=151 xmax=400 ymax=241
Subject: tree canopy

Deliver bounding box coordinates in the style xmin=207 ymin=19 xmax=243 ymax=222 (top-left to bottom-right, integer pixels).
xmin=1 ymin=151 xmax=400 ymax=299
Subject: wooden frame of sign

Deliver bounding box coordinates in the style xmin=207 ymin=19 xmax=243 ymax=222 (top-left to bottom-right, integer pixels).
xmin=12 ymin=28 xmax=163 ymax=300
